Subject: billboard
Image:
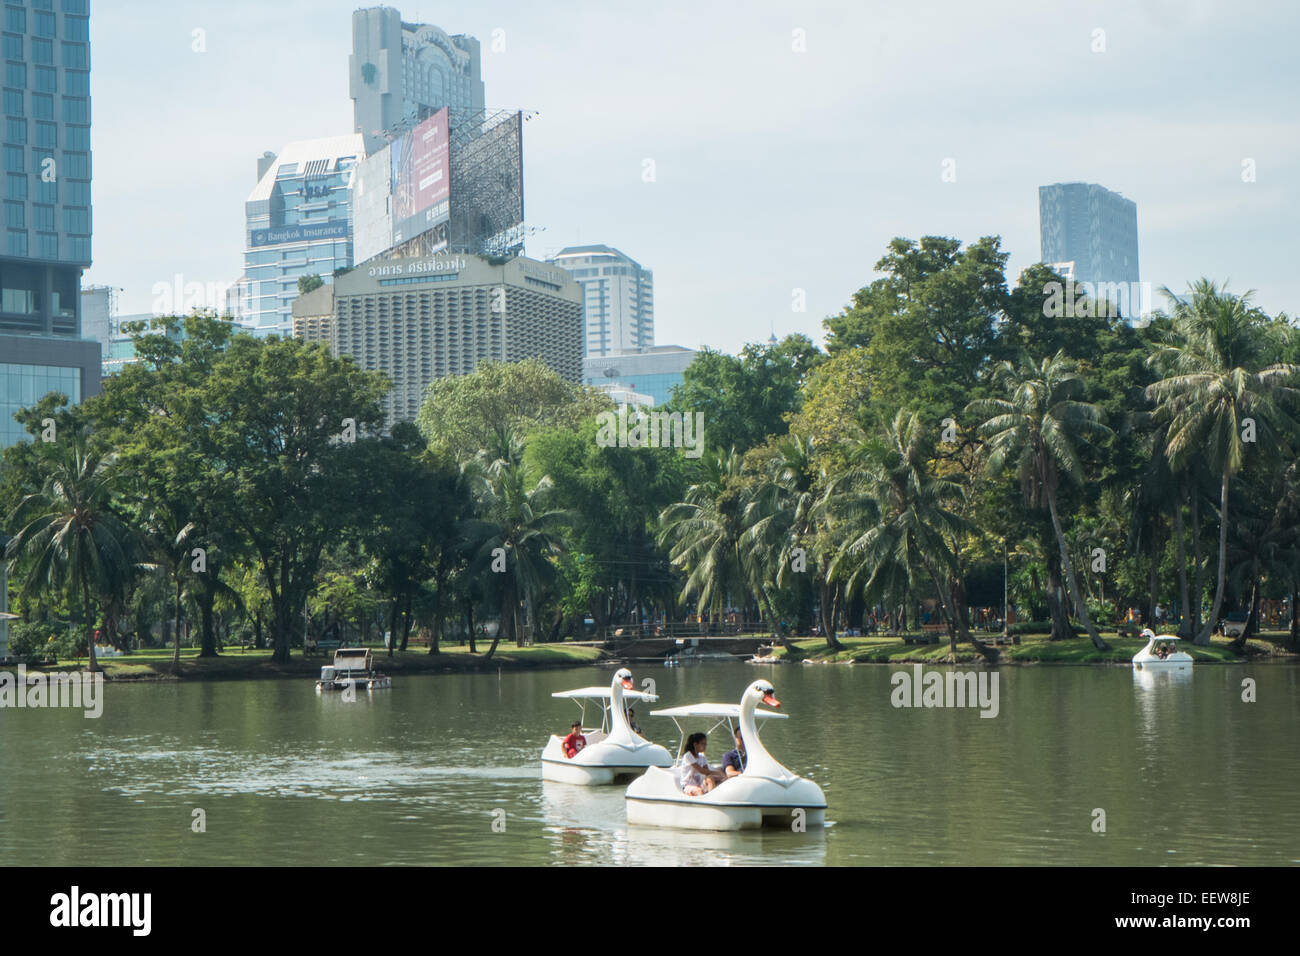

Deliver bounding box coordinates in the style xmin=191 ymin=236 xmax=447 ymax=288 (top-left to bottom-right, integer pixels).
xmin=391 ymin=107 xmax=450 ymax=246
xmin=251 ymin=220 xmax=350 ymax=247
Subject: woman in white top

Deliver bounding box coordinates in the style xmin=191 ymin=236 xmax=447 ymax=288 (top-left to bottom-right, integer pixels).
xmin=678 ymin=732 xmax=718 ymax=796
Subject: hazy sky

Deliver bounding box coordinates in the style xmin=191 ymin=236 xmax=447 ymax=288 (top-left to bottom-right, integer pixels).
xmin=85 ymin=0 xmax=1299 ymax=353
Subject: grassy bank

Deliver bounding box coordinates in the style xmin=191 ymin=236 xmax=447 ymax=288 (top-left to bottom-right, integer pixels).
xmin=775 ymin=630 xmax=1298 ymax=665
xmin=25 ymin=642 xmax=603 ymax=681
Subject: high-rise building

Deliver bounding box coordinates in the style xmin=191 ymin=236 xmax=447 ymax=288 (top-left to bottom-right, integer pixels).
xmin=236 ymin=135 xmax=365 ymax=337
xmin=582 ymin=345 xmax=695 ymax=407
xmin=549 ymin=245 xmax=653 ymax=358
xmin=1038 ymin=181 xmax=1139 ymax=296
xmin=0 ymin=0 xmax=100 ymax=449
xmin=293 ymin=252 xmax=581 ymax=430
xmin=350 ymin=6 xmax=485 ymax=155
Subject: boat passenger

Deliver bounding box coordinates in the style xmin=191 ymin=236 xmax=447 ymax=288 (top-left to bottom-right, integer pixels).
xmin=626 ymin=707 xmax=642 ymax=736
xmin=562 ymin=721 xmax=587 ymax=758
xmin=679 ymin=732 xmax=717 ymax=795
xmin=721 ymin=727 xmax=747 ymax=778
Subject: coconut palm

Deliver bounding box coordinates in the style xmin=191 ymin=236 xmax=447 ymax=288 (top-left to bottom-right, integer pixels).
xmin=967 ymin=352 xmax=1112 ymax=650
xmin=462 ymin=435 xmax=571 ymax=658
xmin=4 ymin=438 xmax=138 ymax=673
xmin=828 ymin=410 xmax=972 ymax=654
xmin=1145 ymin=280 xmax=1300 ymax=643
xmin=658 ymin=448 xmax=751 ymax=626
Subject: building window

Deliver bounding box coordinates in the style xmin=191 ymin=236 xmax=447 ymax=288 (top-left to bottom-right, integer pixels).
xmin=3 ymin=201 xmax=22 ymax=228
xmin=34 ymin=11 xmax=54 ymax=37
xmin=62 ymin=206 xmax=87 ymax=233
xmin=63 ymin=151 xmax=87 ymax=178
xmin=4 ymin=61 xmax=23 ymax=89
xmin=34 ymin=120 xmax=53 ymax=147
xmin=31 ymin=92 xmax=51 ymax=119
xmin=64 ymin=180 xmax=87 ymax=204
xmin=34 ymin=66 xmax=55 ymax=93
xmin=3 ymin=144 xmax=21 ymax=171
xmin=64 ymin=125 xmax=87 ymax=150
xmin=65 ymin=70 xmax=88 ymax=95
xmin=34 ymin=176 xmax=53 ymax=202
xmin=32 ymin=203 xmax=52 ymax=230
xmin=4 ymin=171 xmax=23 ymax=200
xmin=4 ymin=7 xmax=25 ymax=33
xmin=1 ymin=34 xmax=21 ymax=60
xmin=7 ymin=228 xmax=26 ymax=256
xmin=36 ymin=232 xmax=56 ymax=258
xmin=2 ymin=87 xmax=20 ymax=116
xmin=3 ymin=116 xmax=21 ymax=143
xmin=63 ymin=16 xmax=88 ymax=41
xmin=61 ymin=42 xmax=87 ymax=70
xmin=63 ymin=0 xmax=88 ymax=14
xmin=66 ymin=235 xmax=88 ymax=260
xmin=60 ymin=96 xmax=86 ymax=123
xmin=31 ymin=37 xmax=51 ymax=64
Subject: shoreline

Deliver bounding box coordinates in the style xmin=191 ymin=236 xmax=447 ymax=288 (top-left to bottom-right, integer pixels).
xmin=11 ymin=632 xmax=1297 ymax=682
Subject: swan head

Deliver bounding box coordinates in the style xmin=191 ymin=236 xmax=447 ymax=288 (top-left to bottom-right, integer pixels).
xmin=613 ymin=667 xmax=634 ymax=691
xmin=747 ymin=679 xmax=781 ymax=709
xmin=1140 ymin=628 xmax=1156 ymax=640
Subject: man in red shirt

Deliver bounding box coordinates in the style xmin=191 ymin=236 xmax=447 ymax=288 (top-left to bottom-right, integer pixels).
xmin=562 ymin=721 xmax=586 ymax=758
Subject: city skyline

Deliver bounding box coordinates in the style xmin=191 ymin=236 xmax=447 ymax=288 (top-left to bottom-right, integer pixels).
xmin=83 ymin=0 xmax=1300 ymax=353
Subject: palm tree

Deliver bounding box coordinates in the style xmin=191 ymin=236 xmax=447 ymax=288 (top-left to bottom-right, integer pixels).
xmin=967 ymin=352 xmax=1112 ymax=650
xmin=658 ymin=449 xmax=752 ymax=629
xmin=462 ymin=436 xmax=571 ymax=658
xmin=829 ymin=411 xmax=972 ymax=655
xmin=139 ymin=502 xmax=199 ymax=672
xmin=4 ymin=438 xmax=137 ymax=673
xmin=1145 ymin=280 xmax=1300 ymax=643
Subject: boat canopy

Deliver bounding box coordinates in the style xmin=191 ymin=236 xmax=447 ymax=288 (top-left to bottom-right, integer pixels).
xmin=552 ymin=687 xmax=659 ymax=701
xmin=649 ymin=704 xmax=786 ymax=720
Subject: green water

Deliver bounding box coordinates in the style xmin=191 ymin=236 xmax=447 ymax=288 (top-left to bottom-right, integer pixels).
xmin=0 ymin=662 xmax=1296 ymax=865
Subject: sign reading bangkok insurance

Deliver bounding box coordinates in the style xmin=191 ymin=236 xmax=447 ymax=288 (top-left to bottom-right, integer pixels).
xmin=250 ymin=220 xmax=350 ymax=247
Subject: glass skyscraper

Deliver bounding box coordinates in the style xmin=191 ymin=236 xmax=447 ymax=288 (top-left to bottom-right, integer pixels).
xmin=0 ymin=0 xmax=100 ymax=449
xmin=549 ymin=245 xmax=654 ymax=358
xmin=236 ymin=134 xmax=364 ymax=337
xmin=350 ymin=7 xmax=484 ymax=155
xmin=1038 ymin=182 xmax=1139 ymax=293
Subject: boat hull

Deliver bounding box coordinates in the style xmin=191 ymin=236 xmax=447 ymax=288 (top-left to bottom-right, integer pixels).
xmin=540 ymin=735 xmax=672 ymax=786
xmin=316 ymin=677 xmax=391 ymax=692
xmin=624 ymin=766 xmax=826 ymax=831
xmin=1131 ymin=653 xmax=1193 ymax=671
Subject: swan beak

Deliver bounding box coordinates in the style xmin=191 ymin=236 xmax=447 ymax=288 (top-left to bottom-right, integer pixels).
xmin=622 ymin=679 xmax=634 ymax=690
xmin=762 ymin=693 xmax=781 ymax=708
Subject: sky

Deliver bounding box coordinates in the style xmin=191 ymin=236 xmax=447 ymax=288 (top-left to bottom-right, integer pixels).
xmin=85 ymin=0 xmax=1300 ymax=354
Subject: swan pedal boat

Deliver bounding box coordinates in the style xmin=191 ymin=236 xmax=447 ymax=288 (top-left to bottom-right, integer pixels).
xmin=625 ymin=679 xmax=826 ymax=831
xmin=1131 ymin=629 xmax=1193 ymax=671
xmin=315 ymin=647 xmax=392 ymax=692
xmin=541 ymin=668 xmax=673 ymax=785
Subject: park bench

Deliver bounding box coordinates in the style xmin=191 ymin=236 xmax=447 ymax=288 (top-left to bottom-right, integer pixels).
xmin=904 ymin=624 xmax=946 ymax=645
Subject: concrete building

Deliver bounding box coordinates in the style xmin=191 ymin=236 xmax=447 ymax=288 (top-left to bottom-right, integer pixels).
xmin=350 ymin=6 xmax=484 ymax=155
xmin=581 ymin=344 xmax=695 ymax=407
xmin=293 ymin=252 xmax=581 ymax=429
xmin=549 ymin=245 xmax=653 ymax=357
xmin=236 ymin=134 xmax=365 ymax=337
xmin=1039 ymin=182 xmax=1139 ymax=304
xmin=0 ymin=0 xmax=99 ymax=449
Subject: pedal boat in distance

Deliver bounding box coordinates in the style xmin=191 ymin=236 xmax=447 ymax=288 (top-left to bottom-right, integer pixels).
xmin=541 ymin=668 xmax=673 ymax=785
xmin=1131 ymin=629 xmax=1193 ymax=671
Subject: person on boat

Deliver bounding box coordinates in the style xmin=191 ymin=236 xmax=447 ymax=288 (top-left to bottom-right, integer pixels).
xmin=721 ymin=727 xmax=747 ymax=778
xmin=562 ymin=721 xmax=586 ymax=758
xmin=678 ymin=732 xmax=719 ymax=795
xmin=626 ymin=707 xmax=642 ymax=736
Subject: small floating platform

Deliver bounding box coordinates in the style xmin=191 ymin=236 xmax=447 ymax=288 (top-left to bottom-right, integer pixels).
xmin=315 ymin=647 xmax=391 ymax=692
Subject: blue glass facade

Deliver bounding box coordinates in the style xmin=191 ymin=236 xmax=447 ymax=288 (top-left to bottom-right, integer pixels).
xmin=0 ymin=358 xmax=78 ymax=444
xmin=241 ymin=136 xmax=363 ymax=337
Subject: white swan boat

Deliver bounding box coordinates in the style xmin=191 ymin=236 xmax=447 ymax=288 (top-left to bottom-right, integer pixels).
xmin=625 ymin=679 xmax=827 ymax=831
xmin=1131 ymin=629 xmax=1193 ymax=671
xmin=541 ymin=668 xmax=673 ymax=785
